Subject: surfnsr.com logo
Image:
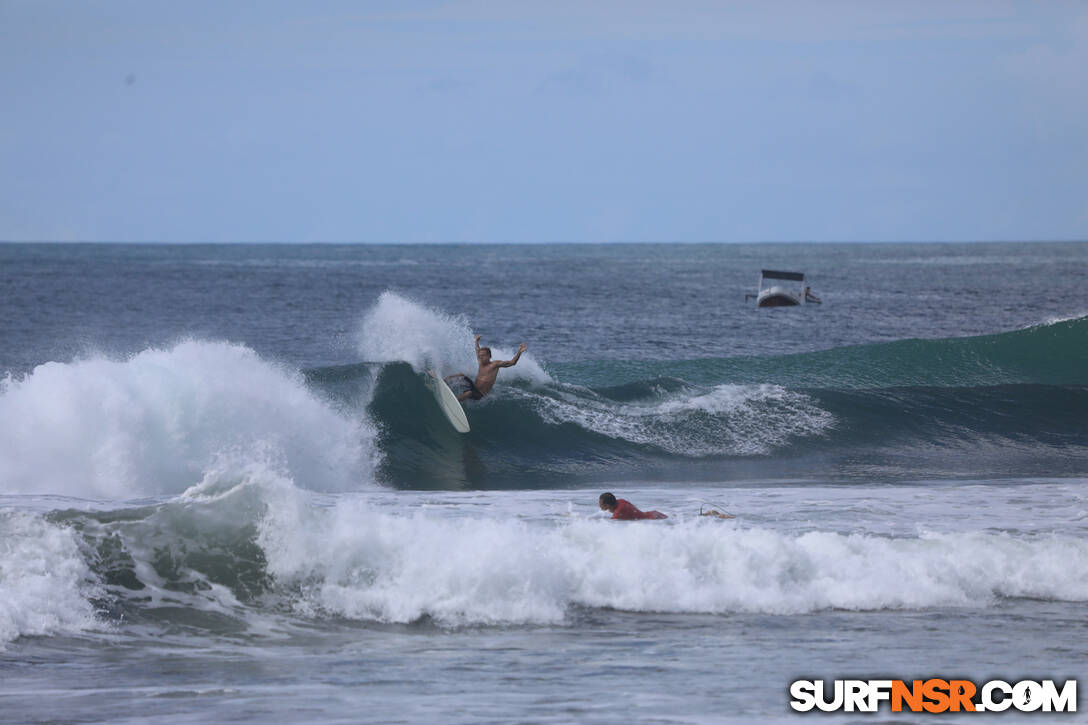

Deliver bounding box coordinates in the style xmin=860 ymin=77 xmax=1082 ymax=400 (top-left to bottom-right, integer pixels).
xmin=790 ymin=679 xmax=1077 ymax=713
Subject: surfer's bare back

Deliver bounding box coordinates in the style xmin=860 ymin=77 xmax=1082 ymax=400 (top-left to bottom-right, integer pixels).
xmin=445 ymin=334 xmax=527 ymax=402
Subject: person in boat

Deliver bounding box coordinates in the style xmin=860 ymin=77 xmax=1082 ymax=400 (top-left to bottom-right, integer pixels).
xmin=804 ymin=286 xmax=821 ymax=304
xmin=598 ymin=492 xmax=668 ymax=520
xmin=445 ymin=334 xmax=527 ymax=402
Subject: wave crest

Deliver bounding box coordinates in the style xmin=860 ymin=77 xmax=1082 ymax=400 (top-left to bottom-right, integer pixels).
xmin=0 ymin=340 xmax=376 ymax=497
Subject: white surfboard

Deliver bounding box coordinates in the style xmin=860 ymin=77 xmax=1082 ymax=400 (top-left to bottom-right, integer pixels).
xmin=425 ymin=371 xmax=470 ymax=433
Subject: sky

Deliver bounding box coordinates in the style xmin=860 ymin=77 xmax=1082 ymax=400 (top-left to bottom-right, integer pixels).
xmin=1 ymin=0 xmax=1086 ymax=243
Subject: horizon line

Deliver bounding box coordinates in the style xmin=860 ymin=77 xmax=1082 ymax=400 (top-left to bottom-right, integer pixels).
xmin=2 ymin=238 xmax=1086 ymax=246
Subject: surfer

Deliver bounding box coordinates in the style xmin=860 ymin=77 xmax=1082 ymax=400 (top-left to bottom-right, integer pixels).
xmin=445 ymin=334 xmax=527 ymax=402
xmin=598 ymin=492 xmax=668 ymax=520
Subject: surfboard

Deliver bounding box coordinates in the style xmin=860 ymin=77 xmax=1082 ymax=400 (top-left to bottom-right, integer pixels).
xmin=425 ymin=371 xmax=470 ymax=433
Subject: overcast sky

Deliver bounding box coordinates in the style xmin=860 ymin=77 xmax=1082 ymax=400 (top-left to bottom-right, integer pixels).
xmin=2 ymin=1 xmax=1086 ymax=243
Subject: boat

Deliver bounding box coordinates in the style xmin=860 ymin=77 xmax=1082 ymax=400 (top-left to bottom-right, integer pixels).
xmin=746 ymin=270 xmax=820 ymax=307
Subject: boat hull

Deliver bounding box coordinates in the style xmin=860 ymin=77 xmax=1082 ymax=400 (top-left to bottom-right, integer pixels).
xmin=757 ymin=286 xmax=801 ymax=307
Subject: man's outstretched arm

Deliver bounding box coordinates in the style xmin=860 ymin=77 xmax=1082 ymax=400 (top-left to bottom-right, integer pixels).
xmin=496 ymin=343 xmax=528 ymax=368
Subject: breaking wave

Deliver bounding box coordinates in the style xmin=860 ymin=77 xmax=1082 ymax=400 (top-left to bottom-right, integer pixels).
xmin=3 ymin=471 xmax=1084 ymax=643
xmin=0 ymin=340 xmax=376 ymax=497
xmin=3 ymin=296 xmax=1085 ymax=494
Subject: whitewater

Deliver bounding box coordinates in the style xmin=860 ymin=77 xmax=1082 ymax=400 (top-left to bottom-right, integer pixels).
xmin=1 ymin=242 xmax=1086 ymax=723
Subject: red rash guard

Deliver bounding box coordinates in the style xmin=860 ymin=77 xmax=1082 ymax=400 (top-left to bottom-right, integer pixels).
xmin=611 ymin=499 xmax=668 ymax=520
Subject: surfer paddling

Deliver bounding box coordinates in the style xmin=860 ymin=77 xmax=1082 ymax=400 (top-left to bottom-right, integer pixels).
xmin=598 ymin=492 xmax=667 ymax=520
xmin=445 ymin=334 xmax=527 ymax=403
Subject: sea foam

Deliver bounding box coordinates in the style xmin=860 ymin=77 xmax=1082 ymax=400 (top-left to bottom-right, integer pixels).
xmin=355 ymin=291 xmax=550 ymax=384
xmin=533 ymin=383 xmax=833 ymax=456
xmin=0 ymin=511 xmax=102 ymax=646
xmin=254 ymin=485 xmax=1088 ymax=626
xmin=0 ymin=340 xmax=376 ymax=498
xmin=9 ymin=475 xmax=1088 ymax=639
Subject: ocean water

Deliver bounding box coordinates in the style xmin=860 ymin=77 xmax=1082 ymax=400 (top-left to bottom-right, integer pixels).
xmin=1 ymin=241 xmax=1086 ymax=723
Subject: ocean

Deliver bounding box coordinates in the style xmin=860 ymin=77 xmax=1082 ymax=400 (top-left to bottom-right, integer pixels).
xmin=1 ymin=241 xmax=1086 ymax=723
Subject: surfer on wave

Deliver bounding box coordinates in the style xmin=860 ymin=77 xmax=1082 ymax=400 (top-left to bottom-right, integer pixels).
xmin=599 ymin=492 xmax=668 ymax=520
xmin=445 ymin=334 xmax=527 ymax=402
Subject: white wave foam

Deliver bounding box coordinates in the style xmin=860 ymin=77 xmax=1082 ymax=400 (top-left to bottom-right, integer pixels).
xmin=534 ymin=383 xmax=833 ymax=456
xmin=0 ymin=511 xmax=102 ymax=646
xmin=1039 ymin=311 xmax=1088 ymax=327
xmin=355 ymin=291 xmax=550 ymax=383
xmin=0 ymin=340 xmax=376 ymax=498
xmin=256 ymin=489 xmax=1088 ymax=626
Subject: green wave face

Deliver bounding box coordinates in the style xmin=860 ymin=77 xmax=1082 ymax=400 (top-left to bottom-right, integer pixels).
xmin=303 ymin=318 xmax=1088 ymax=488
xmin=551 ymin=315 xmax=1088 ymax=390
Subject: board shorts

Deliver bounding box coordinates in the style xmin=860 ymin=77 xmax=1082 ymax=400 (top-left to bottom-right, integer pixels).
xmin=465 ymin=379 xmax=484 ymax=400
xmin=450 ymin=375 xmax=484 ymax=400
